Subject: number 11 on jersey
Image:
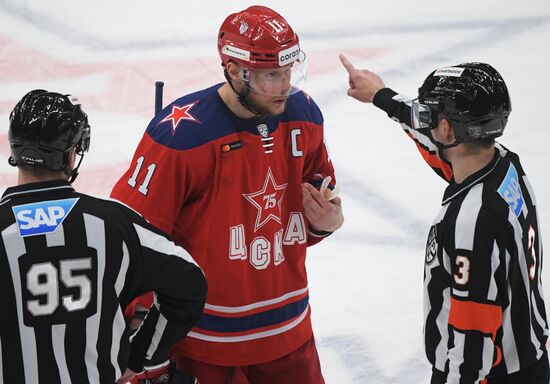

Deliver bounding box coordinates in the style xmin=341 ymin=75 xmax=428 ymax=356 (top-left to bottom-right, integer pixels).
xmin=127 ymin=155 xmax=157 ymax=195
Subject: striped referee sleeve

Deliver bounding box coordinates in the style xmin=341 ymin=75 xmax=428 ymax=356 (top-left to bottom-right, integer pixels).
xmin=372 ymin=88 xmax=453 ymax=182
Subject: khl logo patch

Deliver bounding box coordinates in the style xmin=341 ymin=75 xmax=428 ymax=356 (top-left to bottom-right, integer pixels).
xmin=425 ymin=225 xmax=437 ymax=265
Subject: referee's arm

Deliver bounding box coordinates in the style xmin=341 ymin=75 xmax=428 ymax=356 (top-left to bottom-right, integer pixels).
xmin=372 ymin=88 xmax=454 ymax=182
xmin=125 ymin=219 xmax=207 ymax=373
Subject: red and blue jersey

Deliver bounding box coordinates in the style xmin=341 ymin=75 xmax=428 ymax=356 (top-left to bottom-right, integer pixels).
xmin=111 ymin=83 xmax=336 ymax=366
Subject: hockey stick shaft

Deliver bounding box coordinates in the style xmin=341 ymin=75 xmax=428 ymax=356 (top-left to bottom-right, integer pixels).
xmin=155 ymin=81 xmax=164 ymax=115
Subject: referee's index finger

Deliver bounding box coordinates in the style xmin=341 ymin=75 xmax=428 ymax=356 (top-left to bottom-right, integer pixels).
xmin=339 ymin=54 xmax=356 ymax=74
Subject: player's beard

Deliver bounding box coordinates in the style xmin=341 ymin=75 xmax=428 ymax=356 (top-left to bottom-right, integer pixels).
xmin=245 ymin=91 xmax=287 ymax=117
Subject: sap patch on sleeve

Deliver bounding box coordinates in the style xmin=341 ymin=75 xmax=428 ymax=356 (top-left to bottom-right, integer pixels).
xmin=497 ymin=163 xmax=524 ymax=218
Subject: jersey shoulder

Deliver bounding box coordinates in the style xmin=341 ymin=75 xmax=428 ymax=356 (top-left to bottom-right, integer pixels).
xmin=0 ymin=197 xmax=16 ymax=229
xmin=73 ymin=193 xmax=144 ymax=224
xmin=145 ymin=83 xmax=235 ymax=150
xmin=482 ymin=147 xmax=529 ymax=221
xmin=281 ymin=90 xmax=324 ymax=126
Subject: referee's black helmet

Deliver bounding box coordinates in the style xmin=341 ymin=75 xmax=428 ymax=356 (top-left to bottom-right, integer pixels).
xmin=8 ymin=90 xmax=90 ymax=180
xmin=418 ymin=62 xmax=511 ymax=143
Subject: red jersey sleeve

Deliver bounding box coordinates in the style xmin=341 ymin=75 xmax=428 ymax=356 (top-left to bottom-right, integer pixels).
xmin=301 ymin=110 xmax=337 ymax=246
xmin=111 ymin=133 xmax=197 ymax=234
xmin=111 ymin=131 xmax=208 ymax=318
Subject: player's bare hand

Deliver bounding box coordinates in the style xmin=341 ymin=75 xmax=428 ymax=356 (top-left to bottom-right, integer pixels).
xmin=339 ymin=54 xmax=385 ymax=103
xmin=302 ymin=183 xmax=344 ymax=232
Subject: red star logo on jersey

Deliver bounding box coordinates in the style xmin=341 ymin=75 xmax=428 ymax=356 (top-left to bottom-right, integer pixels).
xmin=243 ymin=168 xmax=288 ymax=232
xmin=159 ymin=101 xmax=201 ymax=134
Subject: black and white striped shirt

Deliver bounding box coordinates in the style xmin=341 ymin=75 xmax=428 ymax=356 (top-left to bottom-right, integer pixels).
xmin=0 ymin=180 xmax=206 ymax=383
xmin=374 ymin=88 xmax=549 ymax=383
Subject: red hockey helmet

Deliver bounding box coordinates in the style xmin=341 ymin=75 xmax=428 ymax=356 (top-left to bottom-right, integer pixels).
xmin=218 ymin=5 xmax=301 ymax=70
xmin=217 ymin=6 xmax=307 ymax=97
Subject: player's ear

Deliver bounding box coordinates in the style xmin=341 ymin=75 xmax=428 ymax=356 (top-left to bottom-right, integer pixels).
xmin=226 ymin=61 xmax=242 ymax=82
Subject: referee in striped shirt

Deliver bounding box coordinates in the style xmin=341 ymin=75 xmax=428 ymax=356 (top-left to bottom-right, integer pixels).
xmin=0 ymin=90 xmax=207 ymax=383
xmin=341 ymin=57 xmax=549 ymax=384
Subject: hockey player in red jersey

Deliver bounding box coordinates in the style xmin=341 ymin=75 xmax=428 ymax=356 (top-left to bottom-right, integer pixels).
xmin=111 ymin=6 xmax=344 ymax=383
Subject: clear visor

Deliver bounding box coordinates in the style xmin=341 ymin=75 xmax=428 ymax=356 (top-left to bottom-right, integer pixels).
xmin=411 ymin=98 xmax=434 ymax=130
xmin=242 ymin=51 xmax=308 ymax=97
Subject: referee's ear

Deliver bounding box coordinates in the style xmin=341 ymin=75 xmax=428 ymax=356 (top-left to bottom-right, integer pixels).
xmin=68 ymin=147 xmax=77 ymax=170
xmin=434 ymin=118 xmax=456 ymax=145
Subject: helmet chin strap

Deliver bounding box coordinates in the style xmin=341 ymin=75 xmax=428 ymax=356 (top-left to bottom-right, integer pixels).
xmin=224 ymin=69 xmax=266 ymax=119
xmin=423 ymin=126 xmax=459 ymax=167
xmin=65 ymin=151 xmax=85 ymax=184
xmin=433 ymin=140 xmax=460 ymax=167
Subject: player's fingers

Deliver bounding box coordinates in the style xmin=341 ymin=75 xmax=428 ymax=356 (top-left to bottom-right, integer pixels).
xmin=302 ymin=198 xmax=324 ymax=222
xmin=302 ymin=184 xmax=326 ymax=213
xmin=348 ymin=88 xmax=359 ymax=99
xmin=302 ymin=183 xmax=321 ymax=207
xmin=326 ymin=185 xmax=341 ymax=200
xmin=339 ymin=54 xmax=357 ymax=75
xmin=305 ymin=184 xmax=334 ymax=212
xmin=303 ymin=199 xmax=322 ymax=217
xmin=329 ymin=196 xmax=342 ymax=207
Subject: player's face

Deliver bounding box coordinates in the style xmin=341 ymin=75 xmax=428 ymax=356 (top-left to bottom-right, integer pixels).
xmin=251 ymin=67 xmax=293 ymax=96
xmin=246 ymin=94 xmax=288 ymax=116
xmin=246 ymin=66 xmax=292 ymax=116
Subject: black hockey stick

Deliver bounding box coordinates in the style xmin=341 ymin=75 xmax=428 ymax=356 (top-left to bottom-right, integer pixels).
xmin=155 ymin=81 xmax=164 ymax=115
